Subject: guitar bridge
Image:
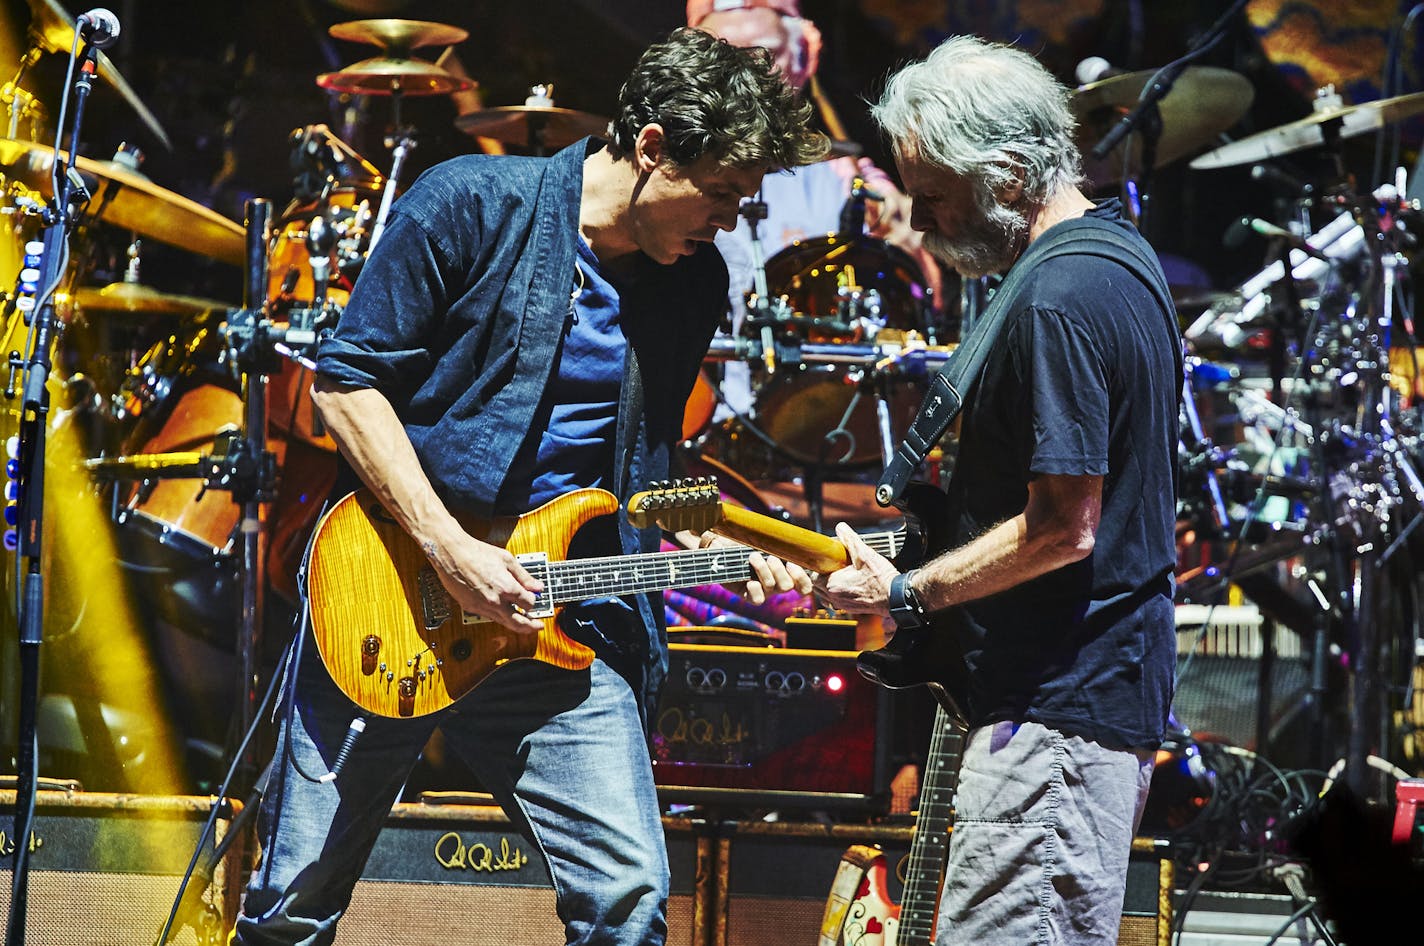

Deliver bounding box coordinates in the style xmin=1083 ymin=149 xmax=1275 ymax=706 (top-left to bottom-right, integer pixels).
xmin=418 ymin=566 xmax=451 ymax=630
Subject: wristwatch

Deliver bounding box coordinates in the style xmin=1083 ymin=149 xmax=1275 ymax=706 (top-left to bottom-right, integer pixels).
xmin=888 ymin=569 xmax=928 ymax=630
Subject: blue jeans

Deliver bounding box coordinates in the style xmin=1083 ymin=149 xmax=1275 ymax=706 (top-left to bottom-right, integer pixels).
xmin=233 ymin=636 xmax=669 ymax=945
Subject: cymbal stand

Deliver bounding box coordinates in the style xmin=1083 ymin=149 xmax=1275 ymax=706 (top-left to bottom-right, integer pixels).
xmin=6 ymin=24 xmax=104 ymax=946
xmin=367 ymin=89 xmax=415 ymax=253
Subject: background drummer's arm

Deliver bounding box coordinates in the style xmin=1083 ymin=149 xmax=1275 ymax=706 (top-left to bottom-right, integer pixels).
xmin=310 ymin=378 xmax=542 ymax=630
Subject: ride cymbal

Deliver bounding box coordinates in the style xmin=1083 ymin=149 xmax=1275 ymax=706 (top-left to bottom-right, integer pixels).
xmin=1191 ymin=89 xmax=1424 ymax=170
xmin=1072 ymin=66 xmax=1254 ymax=187
xmin=317 ymin=57 xmax=473 ymax=96
xmin=454 ymin=105 xmax=610 ymax=149
xmin=0 ymin=139 xmax=245 ymax=264
xmin=26 ymin=0 xmax=171 ymax=150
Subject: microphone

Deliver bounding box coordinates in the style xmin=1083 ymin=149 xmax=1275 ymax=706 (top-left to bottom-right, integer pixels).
xmin=1250 ymin=164 xmax=1312 ymax=196
xmin=1225 ymin=216 xmax=1332 ymax=262
xmin=77 ymin=8 xmax=121 ymax=49
xmin=1075 ymin=56 xmax=1127 ymax=85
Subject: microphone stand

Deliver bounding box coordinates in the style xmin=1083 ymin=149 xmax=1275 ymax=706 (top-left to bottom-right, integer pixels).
xmin=6 ymin=34 xmax=101 ymax=946
xmin=1090 ymin=0 xmax=1251 ymax=165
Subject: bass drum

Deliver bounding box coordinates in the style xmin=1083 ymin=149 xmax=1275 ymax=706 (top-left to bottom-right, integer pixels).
xmin=750 ymin=236 xmax=933 ymax=466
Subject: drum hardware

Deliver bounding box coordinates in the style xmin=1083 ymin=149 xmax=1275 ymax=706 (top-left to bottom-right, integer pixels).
xmin=23 ymin=0 xmax=171 ymax=150
xmin=454 ymin=86 xmax=611 ymax=157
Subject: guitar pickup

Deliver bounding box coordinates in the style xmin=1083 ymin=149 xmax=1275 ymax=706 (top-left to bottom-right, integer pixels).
xmin=516 ymin=552 xmax=554 ymax=619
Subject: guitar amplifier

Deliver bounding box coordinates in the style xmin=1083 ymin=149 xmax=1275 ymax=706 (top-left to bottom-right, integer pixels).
xmin=652 ymin=644 xmax=892 ymax=810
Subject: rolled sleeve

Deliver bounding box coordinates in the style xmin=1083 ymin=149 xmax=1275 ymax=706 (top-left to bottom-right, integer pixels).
xmin=315 ymin=212 xmax=450 ymax=394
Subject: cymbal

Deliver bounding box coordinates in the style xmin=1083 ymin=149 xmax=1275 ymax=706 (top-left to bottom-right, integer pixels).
xmin=454 ymin=105 xmax=609 ymax=149
xmin=317 ymin=57 xmax=474 ymax=96
xmin=1073 ymin=66 xmax=1254 ymax=187
xmin=1190 ymin=90 xmax=1424 ymax=170
xmin=328 ymin=19 xmax=468 ymax=52
xmin=26 ymin=0 xmax=171 ymax=151
xmin=71 ymin=281 xmax=231 ymax=318
xmin=0 ymin=139 xmax=245 ymax=265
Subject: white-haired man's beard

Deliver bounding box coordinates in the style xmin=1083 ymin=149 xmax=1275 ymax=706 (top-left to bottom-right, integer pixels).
xmin=922 ymin=196 xmax=1028 ymax=279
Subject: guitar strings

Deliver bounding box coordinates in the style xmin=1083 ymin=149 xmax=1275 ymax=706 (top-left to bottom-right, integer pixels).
xmin=522 ymin=531 xmax=905 ymax=604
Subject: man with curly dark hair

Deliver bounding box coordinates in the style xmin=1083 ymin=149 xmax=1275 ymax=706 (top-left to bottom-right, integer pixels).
xmin=232 ymin=28 xmax=825 ymax=945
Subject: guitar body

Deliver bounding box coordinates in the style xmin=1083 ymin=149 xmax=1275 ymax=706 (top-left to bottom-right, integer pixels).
xmin=819 ymin=844 xmax=899 ymax=946
xmin=306 ymin=488 xmax=610 ymax=718
xmin=855 ymin=482 xmax=972 ymax=711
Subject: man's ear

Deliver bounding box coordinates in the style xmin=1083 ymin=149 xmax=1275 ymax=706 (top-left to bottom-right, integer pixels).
xmin=634 ymin=124 xmax=667 ymax=174
xmin=997 ymin=159 xmax=1026 ymax=206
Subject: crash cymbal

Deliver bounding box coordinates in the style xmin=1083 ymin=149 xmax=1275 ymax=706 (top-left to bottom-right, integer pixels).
xmin=454 ymin=105 xmax=610 ymax=149
xmin=71 ymin=281 xmax=230 ymax=318
xmin=1190 ymin=90 xmax=1424 ymax=170
xmin=0 ymin=139 xmax=245 ymax=265
xmin=26 ymin=0 xmax=171 ymax=151
xmin=328 ymin=18 xmax=468 ymax=52
xmin=317 ymin=57 xmax=474 ymax=96
xmin=1073 ymin=66 xmax=1253 ymax=187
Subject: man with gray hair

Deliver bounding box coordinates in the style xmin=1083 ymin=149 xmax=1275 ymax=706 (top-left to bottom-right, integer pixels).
xmin=813 ymin=35 xmax=1180 ymax=946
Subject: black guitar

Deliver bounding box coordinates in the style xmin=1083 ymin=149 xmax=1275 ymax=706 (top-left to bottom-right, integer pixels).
xmin=853 ymin=482 xmax=974 ymax=720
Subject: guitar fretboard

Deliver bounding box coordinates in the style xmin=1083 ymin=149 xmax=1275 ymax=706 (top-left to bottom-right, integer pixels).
xmin=896 ymin=700 xmax=965 ymax=946
xmin=522 ymin=529 xmax=905 ymax=605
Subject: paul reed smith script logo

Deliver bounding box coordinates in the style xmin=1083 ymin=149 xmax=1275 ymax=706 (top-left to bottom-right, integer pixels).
xmin=0 ymin=830 xmax=42 ymax=855
xmin=434 ymin=832 xmax=531 ymax=873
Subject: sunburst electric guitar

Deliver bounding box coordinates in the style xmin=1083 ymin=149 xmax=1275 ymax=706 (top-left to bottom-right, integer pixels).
xmin=819 ymin=690 xmax=964 ymax=946
xmin=306 ymin=478 xmax=919 ymax=717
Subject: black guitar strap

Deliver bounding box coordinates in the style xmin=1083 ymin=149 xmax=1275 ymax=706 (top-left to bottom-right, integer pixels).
xmin=875 ymin=216 xmax=1177 ymax=506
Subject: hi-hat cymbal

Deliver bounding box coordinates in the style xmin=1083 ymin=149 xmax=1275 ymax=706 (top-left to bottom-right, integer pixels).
xmin=71 ymin=281 xmax=231 ymax=318
xmin=1190 ymin=90 xmax=1424 ymax=170
xmin=329 ymin=18 xmax=468 ymax=52
xmin=1073 ymin=66 xmax=1254 ymax=187
xmin=317 ymin=57 xmax=473 ymax=96
xmin=0 ymin=139 xmax=245 ymax=265
xmin=27 ymin=0 xmax=171 ymax=151
xmin=454 ymin=105 xmax=610 ymax=149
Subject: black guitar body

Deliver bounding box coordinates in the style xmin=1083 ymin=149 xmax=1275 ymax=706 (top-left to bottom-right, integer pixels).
xmin=856 ymin=481 xmax=972 ymax=721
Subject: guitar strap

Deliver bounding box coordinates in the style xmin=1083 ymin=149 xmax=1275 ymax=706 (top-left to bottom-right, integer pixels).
xmin=875 ymin=216 xmax=1178 ymax=506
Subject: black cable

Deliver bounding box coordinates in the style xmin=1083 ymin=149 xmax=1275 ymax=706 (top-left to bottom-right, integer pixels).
xmin=152 ymin=624 xmax=289 ymax=940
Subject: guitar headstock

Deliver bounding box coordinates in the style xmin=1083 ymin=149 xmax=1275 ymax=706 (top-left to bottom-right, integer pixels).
xmin=626 ymin=477 xmax=725 ymax=533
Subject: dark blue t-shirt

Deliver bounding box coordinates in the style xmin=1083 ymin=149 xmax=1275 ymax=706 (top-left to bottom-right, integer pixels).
xmin=501 ymin=237 xmax=626 ymax=511
xmin=946 ymin=200 xmax=1179 ymax=751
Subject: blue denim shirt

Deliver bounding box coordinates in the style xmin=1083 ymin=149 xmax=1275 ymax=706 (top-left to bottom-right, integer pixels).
xmin=316 ymin=138 xmax=729 ymax=717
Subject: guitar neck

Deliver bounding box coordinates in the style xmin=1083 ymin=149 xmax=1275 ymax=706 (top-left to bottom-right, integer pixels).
xmin=709 ymin=504 xmax=903 ymax=574
xmin=895 ymin=701 xmax=965 ymax=946
xmin=529 ymin=529 xmax=904 ymax=604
